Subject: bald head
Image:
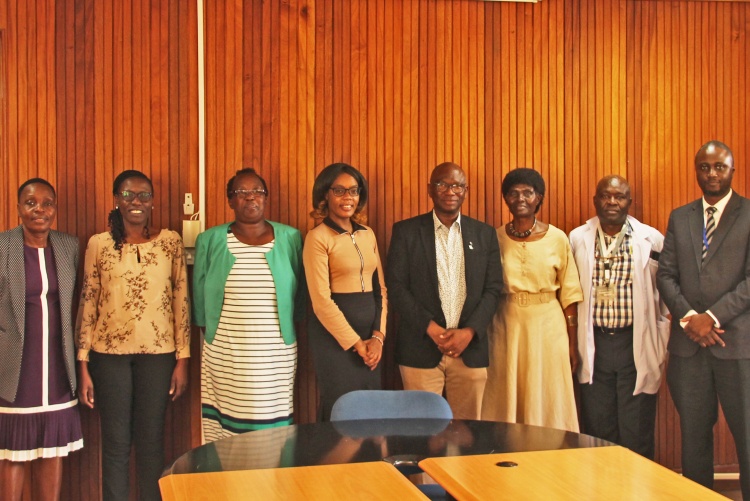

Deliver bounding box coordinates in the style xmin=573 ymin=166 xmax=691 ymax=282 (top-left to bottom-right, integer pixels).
xmin=430 ymin=162 xmax=464 ymax=184
xmin=695 ymin=140 xmax=733 ymax=165
xmin=594 ymin=175 xmax=632 ymax=233
xmin=596 ymin=175 xmax=631 ymax=197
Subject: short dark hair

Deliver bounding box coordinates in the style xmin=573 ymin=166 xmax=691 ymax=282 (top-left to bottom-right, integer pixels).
xmin=501 ymin=168 xmax=546 ymax=214
xmin=18 ymin=178 xmax=56 ymax=201
xmin=311 ymin=163 xmax=369 ymax=218
xmin=226 ymin=168 xmax=269 ymax=198
xmin=113 ymin=169 xmax=153 ymax=194
xmin=501 ymin=167 xmax=546 ymax=197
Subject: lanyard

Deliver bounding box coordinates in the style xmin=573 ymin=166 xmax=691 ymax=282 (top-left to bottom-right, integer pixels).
xmin=596 ymin=223 xmax=627 ymax=283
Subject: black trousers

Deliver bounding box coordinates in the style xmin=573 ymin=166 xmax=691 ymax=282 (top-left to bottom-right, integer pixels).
xmin=308 ymin=292 xmax=381 ymax=422
xmin=668 ymin=348 xmax=750 ymax=499
xmin=580 ymin=327 xmax=658 ymax=459
xmin=89 ymin=352 xmax=176 ymax=501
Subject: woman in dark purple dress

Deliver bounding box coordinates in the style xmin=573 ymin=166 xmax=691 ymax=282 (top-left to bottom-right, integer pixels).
xmin=0 ymin=179 xmax=83 ymax=501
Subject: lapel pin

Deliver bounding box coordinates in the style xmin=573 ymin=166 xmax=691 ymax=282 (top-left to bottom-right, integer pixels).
xmin=469 ymin=241 xmax=474 ymax=250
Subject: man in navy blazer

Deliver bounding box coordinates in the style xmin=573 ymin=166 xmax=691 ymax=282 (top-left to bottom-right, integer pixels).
xmin=386 ymin=162 xmax=503 ymax=419
xmin=657 ymin=140 xmax=750 ymax=498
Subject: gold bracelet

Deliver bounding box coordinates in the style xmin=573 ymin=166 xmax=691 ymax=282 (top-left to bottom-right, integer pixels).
xmin=565 ymin=315 xmax=578 ymax=327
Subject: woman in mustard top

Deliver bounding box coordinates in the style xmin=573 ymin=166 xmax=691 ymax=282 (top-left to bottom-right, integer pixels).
xmin=303 ymin=163 xmax=387 ymax=421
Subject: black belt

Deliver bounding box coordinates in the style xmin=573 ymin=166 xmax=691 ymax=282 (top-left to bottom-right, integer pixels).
xmin=594 ymin=325 xmax=633 ymax=336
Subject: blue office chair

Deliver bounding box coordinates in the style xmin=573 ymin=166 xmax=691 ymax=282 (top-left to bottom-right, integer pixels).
xmin=330 ymin=389 xmax=453 ymax=421
xmin=330 ymin=390 xmax=452 ymax=501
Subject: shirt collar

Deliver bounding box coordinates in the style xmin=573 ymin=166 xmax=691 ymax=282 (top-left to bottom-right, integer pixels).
xmin=600 ymin=219 xmax=633 ymax=241
xmin=433 ymin=210 xmax=462 ymax=232
xmin=323 ymin=217 xmax=366 ymax=234
xmin=702 ymin=189 xmax=733 ymax=214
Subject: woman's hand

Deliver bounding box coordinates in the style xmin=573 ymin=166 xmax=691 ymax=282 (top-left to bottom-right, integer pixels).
xmin=170 ymin=358 xmax=189 ymax=401
xmin=363 ymin=332 xmax=384 ymax=370
xmin=563 ymin=303 xmax=579 ymax=374
xmin=568 ymin=334 xmax=580 ymax=374
xmin=78 ymin=361 xmax=95 ymax=409
xmin=352 ymin=339 xmax=369 ymax=361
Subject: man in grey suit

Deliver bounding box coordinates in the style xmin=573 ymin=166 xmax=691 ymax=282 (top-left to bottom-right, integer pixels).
xmin=387 ymin=162 xmax=503 ymax=419
xmin=657 ymin=140 xmax=750 ymax=498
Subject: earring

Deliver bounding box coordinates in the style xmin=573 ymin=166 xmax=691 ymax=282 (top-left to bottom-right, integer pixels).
xmin=115 ymin=205 xmax=119 ymax=209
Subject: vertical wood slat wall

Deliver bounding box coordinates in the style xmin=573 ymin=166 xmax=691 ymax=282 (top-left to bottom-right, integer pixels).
xmin=204 ymin=0 xmax=749 ymax=475
xmin=1 ymin=0 xmax=198 ymax=499
xmin=1 ymin=0 xmax=750 ymax=499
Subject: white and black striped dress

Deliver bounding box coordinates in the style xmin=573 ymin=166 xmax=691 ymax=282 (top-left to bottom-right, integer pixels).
xmin=201 ymin=235 xmax=297 ymax=443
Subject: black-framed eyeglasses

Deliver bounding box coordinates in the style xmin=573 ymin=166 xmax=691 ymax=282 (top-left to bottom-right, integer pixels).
xmin=329 ymin=186 xmax=361 ymax=197
xmin=118 ymin=190 xmax=153 ymax=202
xmin=432 ymin=182 xmax=467 ymax=195
xmin=505 ymin=189 xmax=536 ymax=201
xmin=231 ymin=189 xmax=268 ymax=199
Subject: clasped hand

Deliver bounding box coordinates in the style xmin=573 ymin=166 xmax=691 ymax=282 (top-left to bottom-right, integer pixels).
xmin=682 ymin=312 xmax=725 ymax=348
xmin=353 ymin=332 xmax=384 ymax=371
xmin=427 ymin=321 xmax=474 ymax=358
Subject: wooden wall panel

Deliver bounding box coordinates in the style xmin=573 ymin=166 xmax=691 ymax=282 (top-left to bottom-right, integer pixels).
xmin=201 ymin=0 xmax=750 ymax=476
xmin=5 ymin=1 xmax=198 ymax=500
xmin=56 ymin=0 xmax=198 ymax=497
xmin=626 ymin=0 xmax=749 ymax=471
xmin=0 ymin=0 xmax=58 ymax=232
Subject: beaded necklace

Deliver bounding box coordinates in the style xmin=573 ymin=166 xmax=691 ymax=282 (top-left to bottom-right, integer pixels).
xmin=508 ymin=218 xmax=536 ymax=238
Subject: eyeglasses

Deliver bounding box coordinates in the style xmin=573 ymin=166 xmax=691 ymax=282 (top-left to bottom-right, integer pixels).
xmin=231 ymin=189 xmax=267 ymax=199
xmin=329 ymin=186 xmax=361 ymax=197
xmin=118 ymin=191 xmax=153 ymax=202
xmin=697 ymin=163 xmax=731 ymax=173
xmin=432 ymin=182 xmax=467 ymax=194
xmin=505 ymin=189 xmax=536 ymax=201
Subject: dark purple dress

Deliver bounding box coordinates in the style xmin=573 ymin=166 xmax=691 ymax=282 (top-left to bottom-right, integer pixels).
xmin=0 ymin=245 xmax=83 ymax=461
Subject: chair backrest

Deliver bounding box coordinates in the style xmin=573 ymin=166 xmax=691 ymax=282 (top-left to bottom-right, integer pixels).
xmin=330 ymin=390 xmax=453 ymax=421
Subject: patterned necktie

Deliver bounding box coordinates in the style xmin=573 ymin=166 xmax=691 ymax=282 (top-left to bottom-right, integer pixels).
xmin=702 ymin=206 xmax=717 ymax=261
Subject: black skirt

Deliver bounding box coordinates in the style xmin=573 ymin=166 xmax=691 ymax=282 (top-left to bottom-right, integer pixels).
xmin=308 ymin=292 xmax=382 ymax=421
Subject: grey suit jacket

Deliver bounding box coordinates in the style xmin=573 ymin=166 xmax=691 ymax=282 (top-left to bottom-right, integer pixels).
xmin=0 ymin=226 xmax=79 ymax=402
xmin=657 ymin=192 xmax=750 ymax=359
xmin=386 ymin=212 xmax=503 ymax=369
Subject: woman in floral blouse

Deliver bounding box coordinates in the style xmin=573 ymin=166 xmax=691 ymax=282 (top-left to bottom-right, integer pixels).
xmin=76 ymin=170 xmax=190 ymax=501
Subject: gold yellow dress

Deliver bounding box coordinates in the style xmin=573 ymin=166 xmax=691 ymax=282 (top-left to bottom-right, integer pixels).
xmin=482 ymin=225 xmax=583 ymax=432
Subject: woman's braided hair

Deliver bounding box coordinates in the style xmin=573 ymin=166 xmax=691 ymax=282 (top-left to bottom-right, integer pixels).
xmin=109 ymin=170 xmax=153 ymax=251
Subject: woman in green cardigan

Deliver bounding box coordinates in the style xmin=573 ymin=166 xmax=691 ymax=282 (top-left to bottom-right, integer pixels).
xmin=193 ymin=168 xmax=305 ymax=443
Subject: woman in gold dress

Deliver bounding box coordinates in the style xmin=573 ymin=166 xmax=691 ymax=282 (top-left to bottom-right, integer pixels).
xmin=482 ymin=168 xmax=582 ymax=432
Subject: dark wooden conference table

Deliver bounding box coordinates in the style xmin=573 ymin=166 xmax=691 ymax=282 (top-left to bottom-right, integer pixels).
xmin=163 ymin=418 xmax=609 ymax=475
xmin=161 ymin=420 xmax=723 ymax=500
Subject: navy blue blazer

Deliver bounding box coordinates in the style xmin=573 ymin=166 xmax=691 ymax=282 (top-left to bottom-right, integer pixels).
xmin=386 ymin=212 xmax=503 ymax=368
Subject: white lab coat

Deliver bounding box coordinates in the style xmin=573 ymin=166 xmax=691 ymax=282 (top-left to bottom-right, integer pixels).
xmin=570 ymin=216 xmax=670 ymax=395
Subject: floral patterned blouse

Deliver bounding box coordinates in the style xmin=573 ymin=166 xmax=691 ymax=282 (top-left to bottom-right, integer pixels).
xmin=76 ymin=230 xmax=190 ymax=361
